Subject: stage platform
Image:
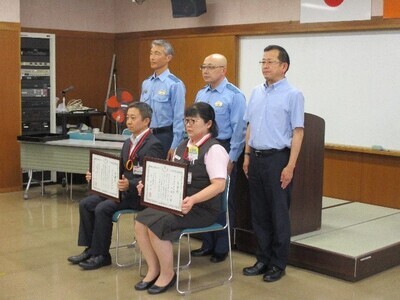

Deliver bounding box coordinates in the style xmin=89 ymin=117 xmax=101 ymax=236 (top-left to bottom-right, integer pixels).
xmin=289 ymin=197 xmax=400 ymax=281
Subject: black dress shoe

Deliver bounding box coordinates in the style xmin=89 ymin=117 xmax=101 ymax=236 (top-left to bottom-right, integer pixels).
xmin=191 ymin=247 xmax=213 ymax=257
xmin=78 ymin=253 xmax=111 ymax=270
xmin=147 ymin=273 xmax=177 ymax=295
xmin=263 ymin=266 xmax=285 ymax=282
xmin=134 ymin=275 xmax=159 ymax=291
xmin=67 ymin=248 xmax=91 ymax=265
xmin=242 ymin=261 xmax=268 ymax=276
xmin=210 ymin=252 xmax=228 ymax=263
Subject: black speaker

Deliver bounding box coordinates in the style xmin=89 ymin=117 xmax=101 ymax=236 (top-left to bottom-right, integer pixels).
xmin=171 ymin=0 xmax=207 ymax=18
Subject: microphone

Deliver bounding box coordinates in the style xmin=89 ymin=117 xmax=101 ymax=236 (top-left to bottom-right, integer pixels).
xmin=62 ymin=85 xmax=74 ymax=93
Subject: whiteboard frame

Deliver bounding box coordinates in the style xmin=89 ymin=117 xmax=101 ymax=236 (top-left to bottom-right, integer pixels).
xmin=239 ymin=30 xmax=400 ymax=151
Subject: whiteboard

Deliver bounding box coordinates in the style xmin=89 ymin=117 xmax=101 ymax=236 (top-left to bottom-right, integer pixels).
xmin=239 ymin=31 xmax=400 ymax=151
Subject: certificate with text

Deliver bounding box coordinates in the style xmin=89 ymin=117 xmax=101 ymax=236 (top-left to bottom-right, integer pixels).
xmin=89 ymin=150 xmax=120 ymax=201
xmin=142 ymin=157 xmax=188 ymax=216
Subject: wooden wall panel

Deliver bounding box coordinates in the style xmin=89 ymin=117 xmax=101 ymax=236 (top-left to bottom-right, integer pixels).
xmin=0 ymin=22 xmax=22 ymax=192
xmin=323 ymin=150 xmax=363 ymax=202
xmin=361 ymin=154 xmax=400 ymax=208
xmin=54 ymin=33 xmax=114 ymax=130
xmin=114 ymin=38 xmax=141 ymax=101
xmin=323 ymin=149 xmax=400 ymax=209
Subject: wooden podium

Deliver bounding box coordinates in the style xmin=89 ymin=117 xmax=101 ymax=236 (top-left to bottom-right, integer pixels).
xmin=234 ymin=113 xmax=325 ymax=253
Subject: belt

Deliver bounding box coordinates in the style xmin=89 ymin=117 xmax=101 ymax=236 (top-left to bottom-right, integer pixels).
xmin=252 ymin=147 xmax=289 ymax=157
xmin=151 ymin=125 xmax=172 ymax=134
xmin=216 ymin=138 xmax=230 ymax=143
xmin=216 ymin=138 xmax=231 ymax=147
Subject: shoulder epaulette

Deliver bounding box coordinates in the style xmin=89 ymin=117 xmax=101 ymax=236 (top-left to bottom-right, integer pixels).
xmin=226 ymin=83 xmax=241 ymax=94
xmin=168 ymin=74 xmax=181 ymax=83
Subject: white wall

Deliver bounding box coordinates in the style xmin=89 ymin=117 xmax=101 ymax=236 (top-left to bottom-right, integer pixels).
xmin=0 ymin=0 xmax=19 ymax=22
xmin=19 ymin=0 xmax=383 ymax=33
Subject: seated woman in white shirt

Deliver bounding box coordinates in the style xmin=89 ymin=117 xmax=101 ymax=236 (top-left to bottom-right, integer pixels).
xmin=134 ymin=102 xmax=229 ymax=295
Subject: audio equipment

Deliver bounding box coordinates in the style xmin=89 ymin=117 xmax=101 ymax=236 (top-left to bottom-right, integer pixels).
xmin=171 ymin=0 xmax=206 ymax=18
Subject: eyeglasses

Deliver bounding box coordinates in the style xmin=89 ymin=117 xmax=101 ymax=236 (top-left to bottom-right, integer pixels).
xmin=259 ymin=60 xmax=282 ymax=66
xmin=184 ymin=118 xmax=200 ymax=125
xmin=199 ymin=65 xmax=225 ymax=71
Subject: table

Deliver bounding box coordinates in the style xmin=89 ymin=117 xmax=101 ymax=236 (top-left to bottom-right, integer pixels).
xmin=94 ymin=133 xmax=129 ymax=142
xmin=20 ymin=139 xmax=123 ymax=199
xmin=56 ymin=111 xmax=106 ymax=134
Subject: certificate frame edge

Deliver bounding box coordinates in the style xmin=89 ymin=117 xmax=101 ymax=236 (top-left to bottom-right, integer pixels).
xmin=89 ymin=149 xmax=121 ymax=202
xmin=141 ymin=156 xmax=188 ymax=216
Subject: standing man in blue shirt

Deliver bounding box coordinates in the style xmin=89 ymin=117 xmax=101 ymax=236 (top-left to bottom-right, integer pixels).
xmin=140 ymin=39 xmax=185 ymax=160
xmin=242 ymin=45 xmax=304 ymax=282
xmin=190 ymin=53 xmax=247 ymax=263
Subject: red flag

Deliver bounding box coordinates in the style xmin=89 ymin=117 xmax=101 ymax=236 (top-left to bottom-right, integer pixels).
xmin=301 ymin=0 xmax=371 ymax=23
xmin=384 ymin=0 xmax=400 ymax=19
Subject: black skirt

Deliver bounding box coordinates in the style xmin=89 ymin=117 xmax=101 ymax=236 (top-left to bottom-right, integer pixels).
xmin=136 ymin=204 xmax=219 ymax=241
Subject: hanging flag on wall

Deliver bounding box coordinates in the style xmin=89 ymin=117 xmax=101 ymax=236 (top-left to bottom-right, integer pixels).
xmin=300 ymin=0 xmax=371 ymax=23
xmin=384 ymin=0 xmax=400 ymax=19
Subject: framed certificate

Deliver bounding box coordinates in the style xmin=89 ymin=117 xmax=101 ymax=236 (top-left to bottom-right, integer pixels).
xmin=89 ymin=150 xmax=120 ymax=201
xmin=142 ymin=157 xmax=188 ymax=216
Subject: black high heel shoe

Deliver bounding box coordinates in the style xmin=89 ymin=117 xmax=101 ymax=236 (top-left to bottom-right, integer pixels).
xmin=147 ymin=272 xmax=177 ymax=295
xmin=134 ymin=275 xmax=159 ymax=291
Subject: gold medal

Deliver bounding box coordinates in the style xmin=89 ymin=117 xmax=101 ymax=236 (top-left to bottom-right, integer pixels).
xmin=125 ymin=159 xmax=134 ymax=171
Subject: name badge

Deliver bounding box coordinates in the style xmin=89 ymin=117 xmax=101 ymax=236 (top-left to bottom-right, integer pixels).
xmin=187 ymin=172 xmax=192 ymax=184
xmin=158 ymin=90 xmax=166 ymax=96
xmin=132 ymin=165 xmax=143 ymax=176
xmin=188 ymin=145 xmax=199 ymax=163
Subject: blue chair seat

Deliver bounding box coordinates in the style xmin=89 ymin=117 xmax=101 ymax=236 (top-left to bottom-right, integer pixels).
xmin=112 ymin=209 xmax=137 ymax=222
xmin=181 ymin=223 xmax=224 ymax=234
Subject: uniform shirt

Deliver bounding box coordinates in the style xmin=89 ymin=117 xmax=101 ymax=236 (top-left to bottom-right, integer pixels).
xmin=140 ymin=69 xmax=186 ymax=149
xmin=244 ymin=78 xmax=304 ymax=150
xmin=195 ymin=78 xmax=246 ymax=162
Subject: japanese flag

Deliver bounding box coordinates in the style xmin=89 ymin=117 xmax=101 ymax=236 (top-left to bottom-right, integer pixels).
xmin=300 ymin=0 xmax=371 ymax=23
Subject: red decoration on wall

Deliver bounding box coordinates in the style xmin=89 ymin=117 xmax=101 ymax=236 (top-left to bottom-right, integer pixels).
xmin=324 ymin=0 xmax=344 ymax=7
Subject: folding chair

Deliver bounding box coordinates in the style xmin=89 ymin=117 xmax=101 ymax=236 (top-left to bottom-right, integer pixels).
xmin=176 ymin=176 xmax=233 ymax=295
xmin=111 ymin=209 xmax=139 ymax=267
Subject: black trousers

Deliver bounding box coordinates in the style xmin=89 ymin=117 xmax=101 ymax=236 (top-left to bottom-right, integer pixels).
xmin=248 ymin=149 xmax=292 ymax=270
xmin=77 ymin=195 xmax=135 ymax=256
xmin=153 ymin=129 xmax=173 ymax=159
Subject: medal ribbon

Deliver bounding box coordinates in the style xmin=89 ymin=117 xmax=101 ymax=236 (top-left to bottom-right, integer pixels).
xmin=125 ymin=130 xmax=151 ymax=171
